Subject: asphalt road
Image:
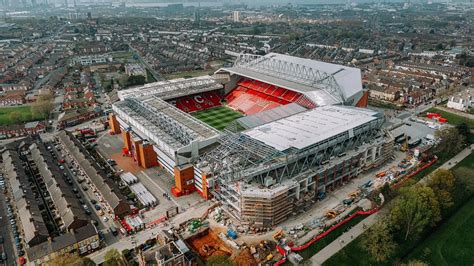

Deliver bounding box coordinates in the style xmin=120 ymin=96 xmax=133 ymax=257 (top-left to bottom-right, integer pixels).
xmin=0 ymin=182 xmax=17 ymax=266
xmin=50 ymin=141 xmax=121 ymax=246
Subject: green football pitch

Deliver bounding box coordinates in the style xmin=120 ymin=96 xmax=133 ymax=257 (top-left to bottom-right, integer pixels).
xmin=191 ymin=106 xmax=243 ymax=131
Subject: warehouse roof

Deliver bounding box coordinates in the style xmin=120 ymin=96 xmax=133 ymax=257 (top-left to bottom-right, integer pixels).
xmin=244 ymin=106 xmax=380 ymax=151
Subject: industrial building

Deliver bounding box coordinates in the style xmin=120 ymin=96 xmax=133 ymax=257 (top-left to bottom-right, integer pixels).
xmin=109 ymin=53 xmax=392 ymax=226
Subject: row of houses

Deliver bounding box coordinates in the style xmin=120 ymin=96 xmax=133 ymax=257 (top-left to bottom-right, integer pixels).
xmin=1 ymin=138 xmax=100 ymax=265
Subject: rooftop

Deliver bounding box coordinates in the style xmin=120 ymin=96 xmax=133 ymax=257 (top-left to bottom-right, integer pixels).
xmin=117 ymin=76 xmax=222 ymax=101
xmin=113 ymin=96 xmax=219 ymax=154
xmin=243 ymin=106 xmax=381 ymax=152
xmin=217 ymin=53 xmax=363 ymax=106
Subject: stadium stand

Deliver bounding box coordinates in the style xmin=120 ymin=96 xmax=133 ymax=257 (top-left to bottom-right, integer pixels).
xmin=173 ymin=91 xmax=222 ymax=113
xmin=225 ymin=78 xmax=316 ymax=115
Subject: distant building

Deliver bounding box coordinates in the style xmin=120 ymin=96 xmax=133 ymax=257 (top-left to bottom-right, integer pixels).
xmin=233 ymin=11 xmax=240 ymax=23
xmin=155 ymin=240 xmax=195 ymax=266
xmin=447 ymin=89 xmax=473 ymax=112
xmin=125 ymin=63 xmax=147 ymax=78
xmin=73 ymin=54 xmax=111 ymax=66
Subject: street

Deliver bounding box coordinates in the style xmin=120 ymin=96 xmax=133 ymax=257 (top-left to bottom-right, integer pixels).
xmin=0 ymin=189 xmax=16 ymax=266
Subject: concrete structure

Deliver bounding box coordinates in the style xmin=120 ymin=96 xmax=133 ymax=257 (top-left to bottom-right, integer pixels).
xmin=110 ymin=53 xmax=393 ymax=226
xmin=196 ymin=106 xmax=393 ymax=227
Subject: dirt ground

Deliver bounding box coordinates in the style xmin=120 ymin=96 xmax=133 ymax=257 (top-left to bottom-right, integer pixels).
xmin=110 ymin=152 xmax=143 ymax=174
xmin=187 ymin=228 xmax=233 ymax=260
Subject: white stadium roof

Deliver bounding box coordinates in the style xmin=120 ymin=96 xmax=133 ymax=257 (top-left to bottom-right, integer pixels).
xmin=216 ymin=53 xmax=363 ymax=106
xmin=243 ymin=106 xmax=379 ymax=152
xmin=117 ymin=76 xmax=222 ymax=101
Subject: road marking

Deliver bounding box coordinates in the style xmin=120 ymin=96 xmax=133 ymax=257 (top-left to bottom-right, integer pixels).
xmin=141 ymin=171 xmax=180 ymax=207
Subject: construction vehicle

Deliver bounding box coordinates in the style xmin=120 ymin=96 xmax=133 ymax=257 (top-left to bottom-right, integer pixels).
xmin=376 ymin=171 xmax=386 ymax=177
xmin=273 ymin=230 xmax=284 ymax=240
xmin=326 ymin=210 xmax=337 ymax=219
xmin=266 ymin=254 xmax=274 ymax=261
xmin=349 ymin=190 xmax=360 ymax=198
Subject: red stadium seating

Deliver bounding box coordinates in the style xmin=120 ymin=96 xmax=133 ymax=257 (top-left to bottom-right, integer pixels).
xmin=173 ymin=91 xmax=222 ymax=113
xmin=227 ymin=78 xmax=317 ymax=115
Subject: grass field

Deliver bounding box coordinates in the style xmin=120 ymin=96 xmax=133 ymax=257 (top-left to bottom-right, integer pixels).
xmin=324 ymin=154 xmax=474 ymax=266
xmin=191 ymin=106 xmax=242 ymax=131
xmin=405 ymin=197 xmax=474 ymax=265
xmin=293 ymin=213 xmax=367 ymax=262
xmin=424 ymin=107 xmax=474 ymax=128
xmin=0 ymin=105 xmax=44 ymax=126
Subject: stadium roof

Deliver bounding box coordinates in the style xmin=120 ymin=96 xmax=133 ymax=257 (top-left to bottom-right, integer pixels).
xmin=216 ymin=53 xmax=363 ymax=106
xmin=244 ymin=106 xmax=380 ymax=152
xmin=113 ymin=96 xmax=219 ymax=155
xmin=117 ymin=76 xmax=222 ymax=101
xmin=228 ymin=103 xmax=306 ymax=131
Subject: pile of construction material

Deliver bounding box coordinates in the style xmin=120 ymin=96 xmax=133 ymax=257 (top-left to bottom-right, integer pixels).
xmin=130 ymin=183 xmax=158 ymax=207
xmin=121 ymin=172 xmax=138 ymax=185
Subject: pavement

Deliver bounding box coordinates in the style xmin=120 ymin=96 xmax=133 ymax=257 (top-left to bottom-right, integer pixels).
xmin=310 ymin=211 xmax=382 ymax=266
xmin=0 ymin=186 xmax=17 ymax=266
xmin=310 ymin=144 xmax=473 ymax=265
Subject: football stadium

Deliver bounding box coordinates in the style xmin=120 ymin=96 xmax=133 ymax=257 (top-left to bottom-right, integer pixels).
xmin=109 ymin=53 xmax=394 ymax=227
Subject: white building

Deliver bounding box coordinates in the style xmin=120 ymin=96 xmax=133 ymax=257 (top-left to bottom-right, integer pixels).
xmin=233 ymin=11 xmax=240 ymax=22
xmin=447 ymin=89 xmax=473 ymax=112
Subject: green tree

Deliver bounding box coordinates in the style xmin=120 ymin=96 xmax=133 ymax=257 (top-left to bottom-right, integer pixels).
xmin=126 ymin=75 xmax=146 ymax=87
xmin=434 ymin=127 xmax=465 ymax=156
xmin=455 ymin=122 xmax=470 ymax=139
xmin=104 ymin=248 xmax=125 ymax=266
xmin=8 ymin=111 xmax=23 ymax=124
xmin=32 ymin=93 xmax=54 ymax=120
xmin=390 ymin=185 xmax=441 ymax=240
xmin=426 ymin=169 xmax=455 ymax=210
xmin=453 ymin=167 xmax=474 ymax=193
xmin=360 ymin=218 xmax=397 ymax=262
